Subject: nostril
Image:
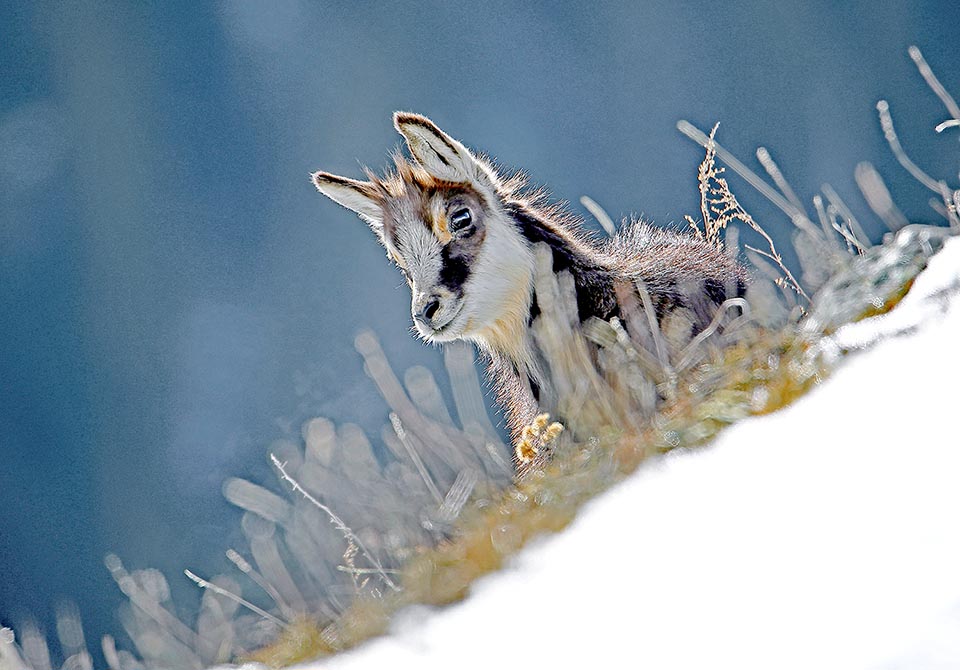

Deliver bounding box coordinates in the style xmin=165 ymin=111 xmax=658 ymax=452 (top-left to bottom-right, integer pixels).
xmin=422 ymin=297 xmax=441 ymax=321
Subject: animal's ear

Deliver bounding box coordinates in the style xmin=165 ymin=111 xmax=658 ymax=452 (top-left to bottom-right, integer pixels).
xmin=394 ymin=112 xmax=494 ymax=187
xmin=311 ymin=171 xmax=384 ymax=234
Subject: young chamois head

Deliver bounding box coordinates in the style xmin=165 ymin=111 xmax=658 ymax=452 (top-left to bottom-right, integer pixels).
xmin=312 ymin=114 xmax=534 ymax=359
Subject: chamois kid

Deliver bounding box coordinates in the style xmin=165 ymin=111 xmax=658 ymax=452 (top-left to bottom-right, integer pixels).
xmin=312 ymin=113 xmax=748 ymax=466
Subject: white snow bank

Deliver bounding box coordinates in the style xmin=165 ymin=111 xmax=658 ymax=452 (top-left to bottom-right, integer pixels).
xmin=292 ymin=236 xmax=960 ymax=670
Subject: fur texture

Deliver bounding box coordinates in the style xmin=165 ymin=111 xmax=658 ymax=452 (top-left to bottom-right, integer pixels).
xmin=312 ymin=113 xmax=749 ymax=465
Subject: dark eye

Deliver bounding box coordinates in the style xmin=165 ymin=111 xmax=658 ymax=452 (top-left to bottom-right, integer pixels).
xmin=449 ymin=207 xmax=473 ymax=233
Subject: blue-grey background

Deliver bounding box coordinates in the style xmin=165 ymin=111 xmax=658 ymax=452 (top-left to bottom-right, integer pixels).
xmin=1 ymin=0 xmax=957 ymax=660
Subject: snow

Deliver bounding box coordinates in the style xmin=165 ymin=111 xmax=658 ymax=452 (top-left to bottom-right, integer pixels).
xmin=291 ymin=236 xmax=960 ymax=670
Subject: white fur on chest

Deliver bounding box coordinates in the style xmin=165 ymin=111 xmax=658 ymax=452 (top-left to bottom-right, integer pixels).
xmin=465 ymin=213 xmax=538 ymax=377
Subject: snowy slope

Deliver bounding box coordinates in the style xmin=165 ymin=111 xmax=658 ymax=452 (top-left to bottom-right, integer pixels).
xmin=292 ymin=236 xmax=960 ymax=670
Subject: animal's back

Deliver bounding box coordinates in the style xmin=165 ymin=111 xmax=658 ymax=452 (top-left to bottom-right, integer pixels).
xmin=603 ymin=220 xmax=749 ymax=328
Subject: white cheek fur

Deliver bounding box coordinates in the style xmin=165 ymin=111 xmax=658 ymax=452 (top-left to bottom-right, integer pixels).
xmin=463 ymin=215 xmax=534 ymax=331
xmin=460 ymin=212 xmax=537 ymax=373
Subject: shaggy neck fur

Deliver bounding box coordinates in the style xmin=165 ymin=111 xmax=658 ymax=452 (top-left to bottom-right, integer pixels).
xmin=505 ymin=201 xmax=620 ymax=323
xmin=469 ymin=198 xmax=615 ymax=401
xmin=465 ymin=202 xmax=538 ymax=378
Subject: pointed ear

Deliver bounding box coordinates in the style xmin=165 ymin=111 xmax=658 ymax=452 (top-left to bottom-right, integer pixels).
xmin=311 ymin=171 xmax=384 ymax=232
xmin=393 ymin=112 xmax=494 ymax=186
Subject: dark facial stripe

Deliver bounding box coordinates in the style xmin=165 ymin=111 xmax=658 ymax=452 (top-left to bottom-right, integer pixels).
xmin=438 ymin=244 xmax=471 ymax=296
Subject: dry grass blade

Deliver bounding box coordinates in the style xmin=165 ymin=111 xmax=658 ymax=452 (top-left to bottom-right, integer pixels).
xmin=53 ymin=602 xmax=88 ymax=665
xmin=821 ymin=184 xmax=869 ymax=252
xmin=183 ymin=569 xmax=290 ymax=631
xmin=335 ymin=567 xmax=401 ymax=576
xmin=17 ymin=623 xmax=52 ymax=670
xmin=877 ymin=96 xmax=960 ymax=230
xmin=812 ymin=195 xmax=842 ymax=250
xmin=935 ymin=119 xmax=960 ymax=133
xmin=876 ymin=99 xmax=942 ymax=193
xmin=389 ymin=412 xmax=444 ymax=506
xmin=747 ymin=231 xmax=807 ymax=301
xmin=940 ymin=185 xmax=960 ymax=230
xmin=439 ymin=469 xmax=479 ymax=522
xmin=270 ymin=454 xmax=400 ymax=592
xmin=877 ymin=48 xmax=960 ymax=230
xmin=580 ymin=195 xmax=617 ymax=236
xmin=909 ymin=45 xmax=960 ymax=121
xmin=443 ymin=341 xmax=507 ymax=452
xmin=676 ymin=297 xmax=750 ymax=372
xmin=633 ymin=280 xmax=673 ymax=376
xmin=828 ymin=222 xmax=867 ymax=255
xmin=929 ymin=196 xmax=951 ymax=219
xmin=855 ymin=162 xmax=909 ymax=232
xmin=225 ymin=548 xmax=296 ymax=620
xmin=743 ymin=244 xmax=808 ymax=300
xmin=103 ymin=554 xmax=201 ymax=651
xmin=100 ymin=635 xmax=121 ymax=670
xmin=756 ymin=146 xmax=806 ymax=214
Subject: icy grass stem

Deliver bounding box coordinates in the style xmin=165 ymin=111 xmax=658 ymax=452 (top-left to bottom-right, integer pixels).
xmin=676 ymin=297 xmax=751 ymax=372
xmin=104 ymin=554 xmax=201 ymax=651
xmin=876 ymin=100 xmax=942 ymax=194
xmin=389 ymin=412 xmax=444 ymax=506
xmin=270 ymin=454 xmax=401 ymax=593
xmin=580 ymin=195 xmax=617 ymax=236
xmin=821 ymin=184 xmax=869 ymax=252
xmin=183 ymin=569 xmax=290 ymax=631
xmin=854 ymin=162 xmax=910 ymax=232
xmin=908 ymin=45 xmax=960 ymax=122
xmin=756 ymin=146 xmax=805 ymax=213
xmin=224 ymin=548 xmax=296 ymax=621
